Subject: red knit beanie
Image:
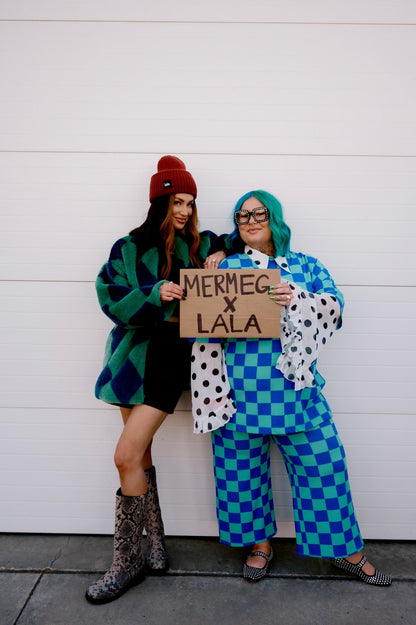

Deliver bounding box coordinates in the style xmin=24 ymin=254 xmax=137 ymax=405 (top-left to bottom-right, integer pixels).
xmin=149 ymin=155 xmax=197 ymax=202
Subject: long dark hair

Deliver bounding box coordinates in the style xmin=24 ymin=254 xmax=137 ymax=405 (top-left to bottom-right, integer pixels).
xmin=130 ymin=195 xmax=202 ymax=279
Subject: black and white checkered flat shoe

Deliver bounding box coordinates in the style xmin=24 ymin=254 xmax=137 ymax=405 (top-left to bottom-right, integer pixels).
xmin=243 ymin=547 xmax=274 ymax=582
xmin=332 ymin=556 xmax=392 ymax=586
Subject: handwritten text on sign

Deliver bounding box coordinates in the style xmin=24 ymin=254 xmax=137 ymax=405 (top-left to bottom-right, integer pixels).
xmin=179 ymin=268 xmax=281 ymax=337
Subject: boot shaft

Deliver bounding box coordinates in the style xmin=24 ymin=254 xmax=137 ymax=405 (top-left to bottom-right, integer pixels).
xmin=144 ymin=466 xmax=169 ymax=573
xmin=113 ymin=489 xmax=146 ymax=569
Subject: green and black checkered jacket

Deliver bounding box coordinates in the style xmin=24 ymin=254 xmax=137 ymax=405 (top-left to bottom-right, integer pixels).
xmin=95 ymin=231 xmax=220 ymax=406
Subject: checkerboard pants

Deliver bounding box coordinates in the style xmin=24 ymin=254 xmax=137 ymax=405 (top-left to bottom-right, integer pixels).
xmin=211 ymin=420 xmax=364 ymax=558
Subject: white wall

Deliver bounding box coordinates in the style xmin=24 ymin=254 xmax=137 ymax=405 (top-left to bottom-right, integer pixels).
xmin=0 ymin=1 xmax=415 ymax=540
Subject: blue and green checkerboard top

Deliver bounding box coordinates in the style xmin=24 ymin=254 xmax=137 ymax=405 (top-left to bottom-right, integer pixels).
xmin=219 ymin=252 xmax=344 ymax=434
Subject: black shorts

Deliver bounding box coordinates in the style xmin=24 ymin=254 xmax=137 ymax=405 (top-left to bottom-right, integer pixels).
xmin=143 ymin=321 xmax=192 ymax=414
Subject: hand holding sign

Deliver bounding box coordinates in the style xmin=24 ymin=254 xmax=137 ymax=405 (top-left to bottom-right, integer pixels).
xmin=180 ymin=268 xmax=281 ymax=338
xmin=160 ymin=281 xmax=184 ymax=302
xmin=269 ymin=282 xmax=295 ymax=306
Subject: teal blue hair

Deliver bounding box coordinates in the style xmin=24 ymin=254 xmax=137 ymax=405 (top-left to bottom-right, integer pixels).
xmin=229 ymin=190 xmax=291 ymax=255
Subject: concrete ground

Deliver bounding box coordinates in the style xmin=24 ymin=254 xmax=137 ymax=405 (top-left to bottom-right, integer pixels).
xmin=0 ymin=534 xmax=415 ymax=625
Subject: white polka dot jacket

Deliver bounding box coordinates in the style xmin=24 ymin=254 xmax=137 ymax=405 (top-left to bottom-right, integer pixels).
xmin=191 ymin=247 xmax=344 ymax=434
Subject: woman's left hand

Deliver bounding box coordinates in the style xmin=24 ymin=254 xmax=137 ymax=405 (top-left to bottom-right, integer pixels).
xmin=269 ymin=282 xmax=294 ymax=306
xmin=204 ymin=251 xmax=226 ymax=268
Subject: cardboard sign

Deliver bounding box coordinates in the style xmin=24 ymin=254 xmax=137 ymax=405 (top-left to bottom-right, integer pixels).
xmin=180 ymin=268 xmax=281 ymax=338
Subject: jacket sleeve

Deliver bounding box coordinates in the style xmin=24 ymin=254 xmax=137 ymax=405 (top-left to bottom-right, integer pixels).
xmin=95 ymin=238 xmax=175 ymax=329
xmin=205 ymin=232 xmax=233 ymax=256
xmin=305 ymin=255 xmax=344 ymax=327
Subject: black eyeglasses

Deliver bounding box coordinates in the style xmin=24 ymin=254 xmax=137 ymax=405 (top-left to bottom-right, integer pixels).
xmin=234 ymin=207 xmax=270 ymax=225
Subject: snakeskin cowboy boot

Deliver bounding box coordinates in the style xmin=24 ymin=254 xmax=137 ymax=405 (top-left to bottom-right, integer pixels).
xmin=144 ymin=466 xmax=169 ymax=574
xmin=85 ymin=489 xmax=147 ymax=604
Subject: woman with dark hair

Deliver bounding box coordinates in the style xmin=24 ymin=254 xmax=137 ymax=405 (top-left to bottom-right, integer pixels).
xmin=86 ymin=156 xmax=225 ymax=604
xmin=191 ymin=190 xmax=392 ymax=587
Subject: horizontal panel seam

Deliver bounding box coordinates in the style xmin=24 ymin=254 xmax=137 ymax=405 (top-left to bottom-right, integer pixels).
xmin=1 ymin=19 xmax=416 ymax=26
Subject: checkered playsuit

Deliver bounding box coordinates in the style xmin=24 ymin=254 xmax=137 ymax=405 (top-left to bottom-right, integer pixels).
xmin=210 ymin=251 xmax=363 ymax=557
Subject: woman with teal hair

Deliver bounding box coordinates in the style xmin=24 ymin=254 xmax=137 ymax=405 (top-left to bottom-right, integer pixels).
xmin=227 ymin=190 xmax=291 ymax=256
xmin=191 ymin=190 xmax=392 ymax=586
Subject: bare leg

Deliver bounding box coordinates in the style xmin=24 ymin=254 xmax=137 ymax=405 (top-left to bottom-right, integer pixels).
xmin=120 ymin=407 xmax=154 ymax=471
xmin=120 ymin=406 xmax=169 ymax=573
xmin=115 ymin=404 xmax=168 ymax=495
xmin=86 ymin=405 xmax=164 ymax=604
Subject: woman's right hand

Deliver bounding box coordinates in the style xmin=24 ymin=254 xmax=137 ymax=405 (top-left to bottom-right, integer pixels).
xmin=159 ymin=281 xmax=185 ymax=303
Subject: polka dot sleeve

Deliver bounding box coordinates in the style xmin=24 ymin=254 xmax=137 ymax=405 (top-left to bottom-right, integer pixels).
xmin=190 ymin=342 xmax=236 ymax=434
xmin=276 ymin=283 xmax=341 ymax=390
